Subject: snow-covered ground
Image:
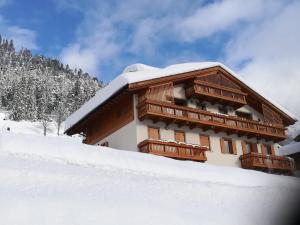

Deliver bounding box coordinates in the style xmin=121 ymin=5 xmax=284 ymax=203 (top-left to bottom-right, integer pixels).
xmin=1 ymin=112 xmax=299 ymax=225
xmin=0 ymin=111 xmax=65 ymax=136
xmin=0 ymin=130 xmax=299 ymax=225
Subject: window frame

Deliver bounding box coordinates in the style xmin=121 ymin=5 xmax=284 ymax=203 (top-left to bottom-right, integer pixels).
xmin=223 ymin=138 xmax=234 ymax=154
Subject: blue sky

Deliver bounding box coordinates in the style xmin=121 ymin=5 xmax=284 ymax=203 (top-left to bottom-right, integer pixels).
xmin=1 ymin=0 xmax=300 ymax=121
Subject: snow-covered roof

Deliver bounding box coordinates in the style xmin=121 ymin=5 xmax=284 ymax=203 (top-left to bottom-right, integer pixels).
xmin=65 ymin=62 xmax=297 ymax=132
xmin=278 ymin=142 xmax=300 ymax=156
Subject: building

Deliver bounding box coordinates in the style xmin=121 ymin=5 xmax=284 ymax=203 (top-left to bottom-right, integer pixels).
xmin=65 ymin=62 xmax=297 ymax=174
xmin=278 ymin=137 xmax=300 ymax=176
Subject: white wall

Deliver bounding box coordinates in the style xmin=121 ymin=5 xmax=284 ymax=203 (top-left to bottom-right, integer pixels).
xmin=235 ymin=105 xmax=264 ymax=121
xmin=173 ymin=84 xmax=185 ymax=99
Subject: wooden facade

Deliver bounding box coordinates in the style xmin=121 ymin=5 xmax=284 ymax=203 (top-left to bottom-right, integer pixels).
xmin=186 ymin=74 xmax=247 ymax=108
xmin=69 ymin=92 xmax=134 ymax=145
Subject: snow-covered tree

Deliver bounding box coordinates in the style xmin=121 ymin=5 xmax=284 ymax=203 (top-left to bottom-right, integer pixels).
xmin=0 ymin=35 xmax=102 ymax=124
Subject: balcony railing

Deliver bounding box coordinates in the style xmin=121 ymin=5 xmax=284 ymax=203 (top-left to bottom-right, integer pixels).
xmin=239 ymin=152 xmax=294 ymax=173
xmin=186 ymin=81 xmax=247 ymax=108
xmin=138 ymin=139 xmax=208 ymax=162
xmin=138 ymin=99 xmax=286 ymax=141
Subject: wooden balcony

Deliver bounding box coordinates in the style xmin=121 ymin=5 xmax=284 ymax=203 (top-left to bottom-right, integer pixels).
xmin=186 ymin=81 xmax=247 ymax=108
xmin=138 ymin=100 xmax=286 ymax=142
xmin=138 ymin=139 xmax=208 ymax=162
xmin=239 ymin=152 xmax=294 ymax=174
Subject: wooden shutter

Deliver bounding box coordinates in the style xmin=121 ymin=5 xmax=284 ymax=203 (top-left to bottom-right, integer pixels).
xmin=220 ymin=138 xmax=225 ymax=154
xmin=148 ymin=127 xmax=160 ymax=140
xmin=241 ymin=141 xmax=247 ymax=154
xmin=200 ymin=135 xmax=210 ymax=149
xmin=232 ymin=139 xmax=237 ymax=155
xmin=271 ymin=145 xmax=276 ymax=155
xmin=175 ymin=131 xmax=185 ymax=142
xmin=251 ymin=143 xmax=258 ymax=153
xmin=261 ymin=144 xmax=267 ymax=155
xmin=147 ymin=83 xmax=174 ymax=103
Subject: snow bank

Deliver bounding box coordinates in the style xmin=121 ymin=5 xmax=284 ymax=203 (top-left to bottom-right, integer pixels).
xmin=0 ymin=131 xmax=299 ymax=225
xmin=65 ymin=62 xmax=297 ymax=132
xmin=0 ymin=131 xmax=298 ymax=188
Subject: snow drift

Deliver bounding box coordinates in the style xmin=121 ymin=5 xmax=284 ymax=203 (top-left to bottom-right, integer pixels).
xmin=0 ymin=131 xmax=299 ymax=225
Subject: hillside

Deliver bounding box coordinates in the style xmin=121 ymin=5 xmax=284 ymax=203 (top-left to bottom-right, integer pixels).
xmin=0 ymin=36 xmax=102 ymax=122
xmin=0 ymin=124 xmax=299 ymax=225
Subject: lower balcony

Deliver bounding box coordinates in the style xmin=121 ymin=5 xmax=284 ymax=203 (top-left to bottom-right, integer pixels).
xmin=239 ymin=152 xmax=294 ymax=174
xmin=138 ymin=100 xmax=286 ymax=142
xmin=138 ymin=139 xmax=208 ymax=162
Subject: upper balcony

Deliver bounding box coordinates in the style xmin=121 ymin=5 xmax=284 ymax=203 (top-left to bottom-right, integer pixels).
xmin=239 ymin=152 xmax=294 ymax=174
xmin=185 ymin=80 xmax=247 ymax=108
xmin=137 ymin=99 xmax=287 ymax=142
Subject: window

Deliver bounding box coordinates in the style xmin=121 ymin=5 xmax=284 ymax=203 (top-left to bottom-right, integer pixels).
xmin=245 ymin=142 xmax=251 ymax=154
xmin=266 ymin=145 xmax=272 ymax=155
xmin=197 ymin=102 xmax=207 ymax=111
xmin=224 ymin=139 xmax=233 ymax=154
xmin=261 ymin=144 xmax=274 ymax=155
xmin=175 ymin=131 xmax=185 ymax=142
xmin=236 ymin=111 xmax=252 ymax=120
xmin=148 ymin=127 xmax=160 ymax=140
xmin=220 ymin=138 xmax=236 ymax=154
xmin=242 ymin=141 xmax=252 ymax=154
xmin=242 ymin=141 xmax=258 ymax=154
xmin=218 ymin=105 xmax=228 ymax=114
xmin=174 ymin=98 xmax=187 ymax=106
xmin=200 ymin=135 xmax=210 ymax=150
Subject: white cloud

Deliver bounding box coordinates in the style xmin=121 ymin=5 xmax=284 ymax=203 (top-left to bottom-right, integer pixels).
xmin=129 ymin=18 xmax=167 ymax=55
xmin=59 ymin=19 xmax=120 ymax=76
xmin=223 ymin=0 xmax=300 ymax=132
xmin=0 ymin=1 xmax=38 ymax=50
xmin=176 ymin=0 xmax=284 ymax=41
xmin=57 ymin=0 xmax=192 ymax=76
xmin=5 ymin=26 xmax=38 ymax=50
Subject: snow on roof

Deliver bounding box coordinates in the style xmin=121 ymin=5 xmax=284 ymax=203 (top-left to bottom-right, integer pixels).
xmin=278 ymin=142 xmax=300 ymax=156
xmin=65 ymin=62 xmax=297 ymax=132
